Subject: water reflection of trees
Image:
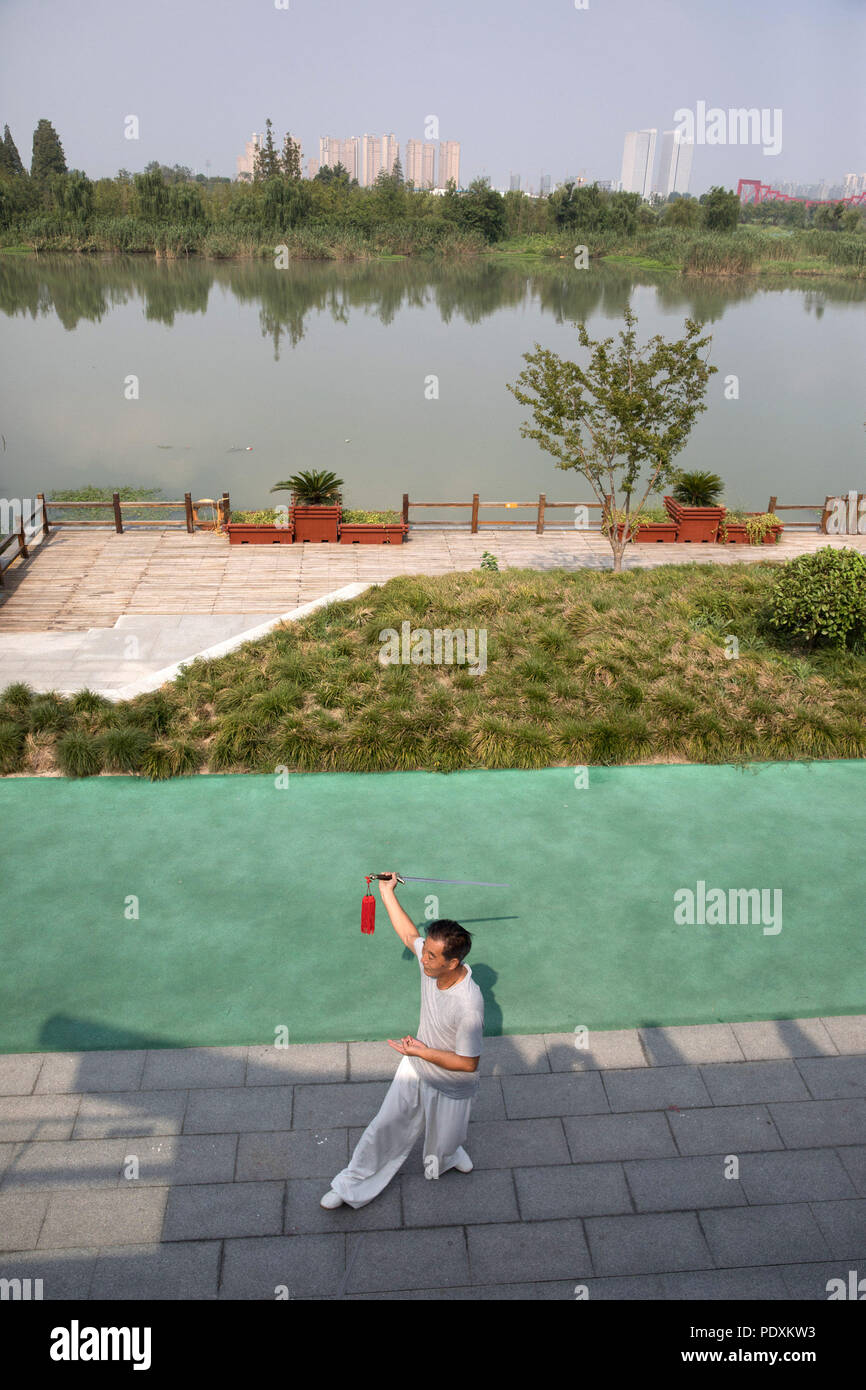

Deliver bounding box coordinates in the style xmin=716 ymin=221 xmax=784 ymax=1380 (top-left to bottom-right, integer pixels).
xmin=0 ymin=254 xmax=862 ymax=348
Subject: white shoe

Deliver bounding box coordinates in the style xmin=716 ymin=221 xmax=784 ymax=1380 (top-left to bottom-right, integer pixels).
xmin=320 ymin=1189 xmax=344 ymax=1209
xmin=453 ymin=1147 xmax=473 ymax=1173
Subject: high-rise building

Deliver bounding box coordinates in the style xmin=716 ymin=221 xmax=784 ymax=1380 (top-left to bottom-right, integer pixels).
xmin=620 ymin=129 xmax=657 ymax=198
xmin=360 ymin=135 xmax=380 ymax=187
xmin=539 ymin=173 xmax=551 ymax=196
xmin=383 ymin=134 xmax=399 ymax=178
xmin=437 ymin=141 xmax=461 ymax=189
xmin=653 ymin=131 xmax=693 ymax=196
xmin=509 ymin=173 xmax=521 ymax=192
xmin=320 ymin=136 xmax=360 ymax=181
xmin=236 ymin=132 xmax=262 ymax=182
xmin=405 ymin=140 xmax=435 ymax=188
xmin=359 ymin=134 xmax=399 ymax=186
xmin=307 ymin=158 xmax=319 ymax=179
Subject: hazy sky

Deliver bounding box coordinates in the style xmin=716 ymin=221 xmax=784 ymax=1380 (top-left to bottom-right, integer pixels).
xmin=1 ymin=0 xmax=863 ymax=190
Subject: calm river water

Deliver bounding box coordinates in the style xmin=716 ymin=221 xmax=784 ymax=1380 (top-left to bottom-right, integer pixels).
xmin=0 ymin=254 xmax=863 ymax=522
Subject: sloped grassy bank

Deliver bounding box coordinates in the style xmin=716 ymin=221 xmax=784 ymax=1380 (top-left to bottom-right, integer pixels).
xmin=1 ymin=564 xmax=864 ymax=779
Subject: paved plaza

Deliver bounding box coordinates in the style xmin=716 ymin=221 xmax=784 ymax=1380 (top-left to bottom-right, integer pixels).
xmin=2 ymin=526 xmax=865 ymax=695
xmin=1 ymin=1021 xmax=864 ymax=1300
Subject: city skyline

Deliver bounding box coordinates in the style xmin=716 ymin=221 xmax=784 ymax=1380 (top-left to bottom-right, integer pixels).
xmin=237 ymin=130 xmax=459 ymax=190
xmin=1 ymin=0 xmax=861 ymax=192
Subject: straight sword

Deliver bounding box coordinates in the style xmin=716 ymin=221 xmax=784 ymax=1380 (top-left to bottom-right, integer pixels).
xmin=369 ymin=874 xmax=510 ymax=887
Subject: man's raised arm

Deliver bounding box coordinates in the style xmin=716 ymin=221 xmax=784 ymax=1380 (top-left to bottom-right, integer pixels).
xmin=378 ymin=874 xmax=421 ymax=950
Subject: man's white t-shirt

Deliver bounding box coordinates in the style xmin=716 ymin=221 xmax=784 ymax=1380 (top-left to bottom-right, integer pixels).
xmin=410 ymin=936 xmax=484 ymax=1100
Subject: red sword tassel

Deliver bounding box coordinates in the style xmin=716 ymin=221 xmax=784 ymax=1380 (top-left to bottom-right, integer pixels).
xmin=361 ymin=876 xmax=376 ymax=935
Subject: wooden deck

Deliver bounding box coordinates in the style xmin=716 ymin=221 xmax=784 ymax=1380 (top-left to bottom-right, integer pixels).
xmin=1 ymin=527 xmax=865 ymax=633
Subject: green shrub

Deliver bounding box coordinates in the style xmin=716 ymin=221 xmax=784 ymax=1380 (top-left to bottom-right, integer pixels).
xmin=769 ymin=548 xmax=866 ymax=648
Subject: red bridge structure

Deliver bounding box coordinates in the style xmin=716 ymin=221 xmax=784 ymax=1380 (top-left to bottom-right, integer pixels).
xmin=738 ymin=179 xmax=866 ymax=208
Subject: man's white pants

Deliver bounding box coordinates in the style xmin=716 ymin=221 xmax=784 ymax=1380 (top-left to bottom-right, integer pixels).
xmin=329 ymin=1054 xmax=474 ymax=1208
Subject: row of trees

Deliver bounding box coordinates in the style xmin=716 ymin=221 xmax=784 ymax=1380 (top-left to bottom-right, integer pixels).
xmin=1 ymin=117 xmax=862 ymax=243
xmin=0 ymin=117 xmax=512 ymax=240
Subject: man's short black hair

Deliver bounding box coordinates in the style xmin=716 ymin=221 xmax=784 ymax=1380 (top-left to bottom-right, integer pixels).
xmin=425 ymin=919 xmax=472 ymax=964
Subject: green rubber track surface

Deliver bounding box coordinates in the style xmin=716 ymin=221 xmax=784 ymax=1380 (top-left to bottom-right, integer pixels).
xmin=1 ymin=764 xmax=863 ymax=1054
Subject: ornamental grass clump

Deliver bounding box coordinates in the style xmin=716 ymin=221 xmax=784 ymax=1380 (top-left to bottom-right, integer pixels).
xmin=0 ymin=720 xmax=26 ymax=773
xmin=97 ymin=726 xmax=153 ymax=773
xmin=56 ymin=729 xmax=104 ymax=777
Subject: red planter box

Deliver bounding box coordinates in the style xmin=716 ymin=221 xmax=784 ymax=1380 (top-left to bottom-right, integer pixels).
xmin=227 ymin=523 xmax=293 ymax=545
xmin=340 ymin=524 xmax=384 ymax=545
xmin=664 ymin=497 xmax=726 ymax=543
xmin=616 ymin=521 xmax=679 ymax=543
xmin=340 ymin=523 xmax=409 ymax=545
xmin=760 ymin=524 xmax=784 ymax=544
xmin=721 ymin=521 xmax=785 ymax=545
xmin=291 ymin=505 xmax=341 ymax=543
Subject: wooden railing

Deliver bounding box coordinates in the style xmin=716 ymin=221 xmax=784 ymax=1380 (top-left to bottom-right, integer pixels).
xmin=402 ymin=492 xmax=611 ymax=533
xmin=44 ymin=491 xmax=231 ymax=533
xmin=402 ymin=493 xmax=833 ymax=534
xmin=766 ymin=497 xmax=823 ymax=530
xmin=0 ymin=495 xmax=48 ymax=588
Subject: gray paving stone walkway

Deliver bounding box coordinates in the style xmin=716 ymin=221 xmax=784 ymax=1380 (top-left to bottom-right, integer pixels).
xmin=1 ymin=1019 xmax=864 ymax=1301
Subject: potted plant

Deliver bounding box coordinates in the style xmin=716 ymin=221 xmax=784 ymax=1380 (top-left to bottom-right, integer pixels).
xmin=273 ymin=470 xmax=344 ymax=543
xmin=339 ymin=508 xmax=409 ymax=545
xmin=720 ymin=510 xmax=784 ymax=544
xmin=226 ymin=507 xmax=294 ymax=545
xmin=718 ymin=509 xmax=749 ymax=544
xmin=609 ymin=508 xmax=679 ymax=543
xmin=664 ymin=470 xmax=726 ymax=543
xmin=610 ymin=504 xmax=679 ymax=543
xmin=745 ymin=511 xmax=784 ymax=544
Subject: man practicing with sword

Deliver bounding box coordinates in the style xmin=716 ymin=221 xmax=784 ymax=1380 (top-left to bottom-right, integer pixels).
xmin=322 ymin=872 xmax=485 ymax=1209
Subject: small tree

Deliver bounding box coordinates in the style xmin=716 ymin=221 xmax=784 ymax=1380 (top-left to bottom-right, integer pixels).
xmin=30 ymin=118 xmax=67 ymax=188
xmin=0 ymin=125 xmax=26 ymax=178
xmin=663 ymin=195 xmax=701 ymax=229
xmin=280 ymin=133 xmax=302 ymax=180
xmin=701 ymin=186 xmax=740 ymax=232
xmin=507 ymin=308 xmax=717 ymax=572
xmin=253 ymin=119 xmax=281 ymax=181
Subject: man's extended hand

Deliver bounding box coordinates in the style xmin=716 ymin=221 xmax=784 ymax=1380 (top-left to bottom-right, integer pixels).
xmin=387 ymin=1035 xmax=426 ymax=1057
xmin=377 ymin=872 xmax=400 ymax=897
